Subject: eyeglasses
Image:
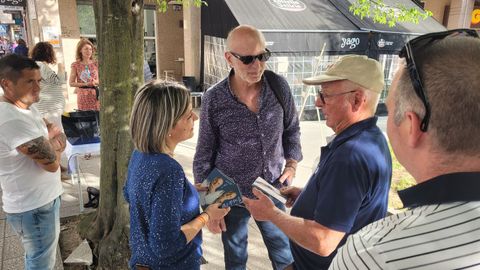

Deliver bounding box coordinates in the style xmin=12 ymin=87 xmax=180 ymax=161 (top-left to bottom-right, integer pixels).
xmin=316 ymin=89 xmax=356 ymax=104
xmin=229 ymin=48 xmax=271 ymax=65
xmin=399 ymin=28 xmax=479 ymax=132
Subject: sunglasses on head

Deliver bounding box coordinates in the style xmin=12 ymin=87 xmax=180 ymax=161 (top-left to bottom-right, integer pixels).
xmin=230 ymin=48 xmax=271 ymax=65
xmin=399 ymin=28 xmax=479 ymax=132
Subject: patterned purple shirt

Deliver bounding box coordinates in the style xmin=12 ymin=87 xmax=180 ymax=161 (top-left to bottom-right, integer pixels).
xmin=193 ymin=71 xmax=302 ymax=198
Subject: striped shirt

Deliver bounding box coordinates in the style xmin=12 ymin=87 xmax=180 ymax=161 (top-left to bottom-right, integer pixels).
xmin=32 ymin=61 xmax=66 ymax=114
xmin=330 ymin=172 xmax=480 ymax=270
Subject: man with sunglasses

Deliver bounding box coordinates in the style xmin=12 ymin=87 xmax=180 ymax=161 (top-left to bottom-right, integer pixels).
xmin=193 ymin=25 xmax=302 ymax=269
xmin=244 ymin=55 xmax=392 ymax=269
xmin=330 ymin=29 xmax=480 ymax=269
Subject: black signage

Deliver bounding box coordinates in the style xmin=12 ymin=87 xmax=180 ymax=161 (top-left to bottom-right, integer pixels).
xmin=0 ymin=0 xmax=26 ymax=7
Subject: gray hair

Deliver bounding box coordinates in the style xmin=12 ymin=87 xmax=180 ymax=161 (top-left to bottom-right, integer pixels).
xmin=362 ymin=87 xmax=381 ymax=115
xmin=344 ymin=80 xmax=380 ymax=115
xmin=130 ymin=80 xmax=190 ymax=153
xmin=393 ymin=36 xmax=480 ymax=155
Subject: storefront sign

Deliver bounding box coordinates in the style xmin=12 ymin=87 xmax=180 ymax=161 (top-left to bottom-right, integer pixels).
xmin=472 ymin=9 xmax=480 ymax=25
xmin=377 ymin=38 xmax=394 ymax=48
xmin=340 ymin=37 xmax=360 ymax=49
xmin=42 ymin=26 xmax=61 ymax=48
xmin=0 ymin=0 xmax=26 ymax=7
xmin=268 ymin=0 xmax=306 ymax=12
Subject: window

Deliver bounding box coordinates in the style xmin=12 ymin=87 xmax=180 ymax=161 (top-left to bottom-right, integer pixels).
xmin=144 ymin=7 xmax=157 ymax=75
xmin=77 ymin=2 xmax=96 ymax=38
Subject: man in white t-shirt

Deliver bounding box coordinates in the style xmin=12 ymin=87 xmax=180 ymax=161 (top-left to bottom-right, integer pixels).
xmin=0 ymin=54 xmax=65 ymax=269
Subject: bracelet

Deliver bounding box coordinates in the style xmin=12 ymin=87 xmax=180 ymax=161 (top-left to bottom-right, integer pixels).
xmin=285 ymin=165 xmax=296 ymax=171
xmin=201 ymin=211 xmax=210 ymax=221
xmin=197 ymin=213 xmax=208 ymax=226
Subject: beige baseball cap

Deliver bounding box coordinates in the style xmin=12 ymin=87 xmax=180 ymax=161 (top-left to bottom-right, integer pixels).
xmin=303 ymin=55 xmax=385 ymax=93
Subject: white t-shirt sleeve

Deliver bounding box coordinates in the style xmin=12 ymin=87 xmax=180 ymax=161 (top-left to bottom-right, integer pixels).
xmin=0 ymin=119 xmax=44 ymax=150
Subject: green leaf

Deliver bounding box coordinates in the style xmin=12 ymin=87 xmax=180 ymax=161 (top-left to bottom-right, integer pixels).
xmin=154 ymin=0 xmax=207 ymax=12
xmin=350 ymin=0 xmax=432 ymax=27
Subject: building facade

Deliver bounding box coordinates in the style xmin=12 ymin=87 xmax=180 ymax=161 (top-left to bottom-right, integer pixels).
xmin=7 ymin=0 xmax=199 ymax=110
xmin=6 ymin=0 xmax=478 ymax=111
xmin=423 ymin=0 xmax=480 ymax=29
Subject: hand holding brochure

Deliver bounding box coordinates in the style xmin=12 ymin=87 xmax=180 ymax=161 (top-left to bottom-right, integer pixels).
xmin=252 ymin=177 xmax=287 ymax=204
xmin=199 ymin=168 xmax=243 ymax=209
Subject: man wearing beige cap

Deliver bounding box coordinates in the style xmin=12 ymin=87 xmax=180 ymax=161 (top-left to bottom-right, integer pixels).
xmin=244 ymin=55 xmax=392 ymax=269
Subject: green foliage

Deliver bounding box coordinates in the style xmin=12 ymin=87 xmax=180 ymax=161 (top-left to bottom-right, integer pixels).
xmin=349 ymin=0 xmax=432 ymax=27
xmin=155 ymin=0 xmax=208 ymax=13
xmin=393 ymin=177 xmax=416 ymax=191
xmin=388 ymin=142 xmax=415 ymax=210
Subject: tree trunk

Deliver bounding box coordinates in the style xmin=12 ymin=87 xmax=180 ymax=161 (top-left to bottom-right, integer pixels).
xmin=78 ymin=1 xmax=144 ymax=268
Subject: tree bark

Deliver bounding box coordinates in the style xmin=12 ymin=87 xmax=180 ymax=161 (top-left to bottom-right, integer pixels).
xmin=78 ymin=0 xmax=144 ymax=268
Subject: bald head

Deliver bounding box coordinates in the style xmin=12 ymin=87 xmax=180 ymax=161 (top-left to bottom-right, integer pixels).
xmin=226 ymin=25 xmax=266 ymax=52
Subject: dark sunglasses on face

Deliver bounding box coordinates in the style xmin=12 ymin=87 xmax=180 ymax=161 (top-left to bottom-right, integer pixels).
xmin=399 ymin=28 xmax=479 ymax=132
xmin=230 ymin=48 xmax=271 ymax=65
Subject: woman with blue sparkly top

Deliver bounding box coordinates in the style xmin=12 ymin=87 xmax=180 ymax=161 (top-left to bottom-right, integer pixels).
xmin=124 ymin=81 xmax=230 ymax=270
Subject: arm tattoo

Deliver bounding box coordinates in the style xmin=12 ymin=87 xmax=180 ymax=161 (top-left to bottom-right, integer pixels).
xmin=19 ymin=137 xmax=56 ymax=165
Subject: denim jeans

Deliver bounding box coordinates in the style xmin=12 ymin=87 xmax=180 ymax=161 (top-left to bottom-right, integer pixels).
xmin=6 ymin=197 xmax=61 ymax=270
xmin=222 ymin=199 xmax=293 ymax=270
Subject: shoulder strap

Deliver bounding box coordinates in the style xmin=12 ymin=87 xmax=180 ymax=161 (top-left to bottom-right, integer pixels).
xmin=264 ymin=70 xmax=287 ymax=127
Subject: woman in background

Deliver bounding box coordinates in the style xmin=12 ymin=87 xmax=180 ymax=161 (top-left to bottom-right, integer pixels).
xmin=30 ymin=42 xmax=69 ymax=179
xmin=13 ymin=38 xmax=28 ymax=57
xmin=30 ymin=42 xmax=66 ymax=129
xmin=69 ymin=38 xmax=99 ymax=111
xmin=124 ymin=81 xmax=229 ymax=270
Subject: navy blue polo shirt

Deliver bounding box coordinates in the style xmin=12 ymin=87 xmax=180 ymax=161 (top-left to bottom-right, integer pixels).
xmin=290 ymin=117 xmax=392 ymax=270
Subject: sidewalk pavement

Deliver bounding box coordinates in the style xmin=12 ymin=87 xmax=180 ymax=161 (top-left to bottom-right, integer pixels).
xmin=0 ymin=114 xmax=387 ymax=269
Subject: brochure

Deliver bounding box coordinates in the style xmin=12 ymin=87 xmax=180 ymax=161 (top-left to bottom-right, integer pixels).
xmin=252 ymin=177 xmax=287 ymax=204
xmin=199 ymin=168 xmax=243 ymax=209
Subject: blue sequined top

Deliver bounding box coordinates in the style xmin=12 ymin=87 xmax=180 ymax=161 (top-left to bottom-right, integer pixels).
xmin=124 ymin=151 xmax=202 ymax=270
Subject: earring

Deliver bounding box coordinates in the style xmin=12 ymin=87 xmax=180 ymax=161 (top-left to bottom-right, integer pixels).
xmin=168 ymin=134 xmax=172 ymax=137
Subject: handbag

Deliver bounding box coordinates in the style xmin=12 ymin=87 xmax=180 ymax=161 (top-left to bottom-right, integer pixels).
xmin=61 ymin=110 xmax=101 ymax=145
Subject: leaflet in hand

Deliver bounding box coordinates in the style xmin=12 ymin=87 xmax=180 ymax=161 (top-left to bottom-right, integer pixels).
xmin=252 ymin=177 xmax=287 ymax=204
xmin=199 ymin=168 xmax=243 ymax=209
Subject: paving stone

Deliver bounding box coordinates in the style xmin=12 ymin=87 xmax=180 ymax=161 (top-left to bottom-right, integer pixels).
xmin=2 ymin=256 xmax=24 ymax=270
xmin=64 ymin=239 xmax=92 ymax=265
xmin=3 ymin=236 xmax=23 ymax=260
xmin=4 ymin=223 xmax=17 ymax=238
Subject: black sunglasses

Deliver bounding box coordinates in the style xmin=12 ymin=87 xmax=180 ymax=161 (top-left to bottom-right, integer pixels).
xmin=230 ymin=48 xmax=271 ymax=65
xmin=399 ymin=28 xmax=479 ymax=132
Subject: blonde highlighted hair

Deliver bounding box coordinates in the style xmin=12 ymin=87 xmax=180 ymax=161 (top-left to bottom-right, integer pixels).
xmin=130 ymin=80 xmax=190 ymax=153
